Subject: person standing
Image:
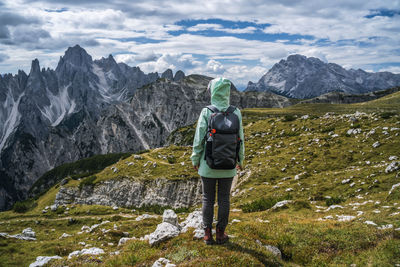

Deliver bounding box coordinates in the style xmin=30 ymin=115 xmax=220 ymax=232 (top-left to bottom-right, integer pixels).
xmin=191 ymin=77 xmax=245 ymax=245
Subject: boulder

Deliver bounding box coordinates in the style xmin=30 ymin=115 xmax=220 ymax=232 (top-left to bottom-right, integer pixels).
xmin=152 ymin=257 xmax=176 ymax=267
xmin=50 ymin=204 xmax=58 ymax=212
xmin=179 ymin=210 xmax=203 ymax=233
xmin=162 ymin=209 xmax=178 ymax=227
xmin=144 ymin=222 xmax=180 ymax=246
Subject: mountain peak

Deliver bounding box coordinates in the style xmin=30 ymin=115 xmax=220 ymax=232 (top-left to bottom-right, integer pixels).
xmin=56 ymin=44 xmax=93 ymax=72
xmin=246 ymin=54 xmax=400 ymax=98
xmin=29 ymin=58 xmax=40 ymax=76
xmin=286 ymin=54 xmax=306 ymax=61
xmin=161 ymin=69 xmax=173 ymax=80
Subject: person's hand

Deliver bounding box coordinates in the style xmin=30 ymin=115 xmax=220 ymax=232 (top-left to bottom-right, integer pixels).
xmin=236 ymin=165 xmax=242 ymax=171
xmin=193 ymin=165 xmax=199 ymax=171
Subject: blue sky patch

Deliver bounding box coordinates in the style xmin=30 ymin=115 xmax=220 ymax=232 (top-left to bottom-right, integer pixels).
xmin=365 ymin=9 xmax=400 ymax=18
xmin=169 ymin=19 xmax=314 ymax=43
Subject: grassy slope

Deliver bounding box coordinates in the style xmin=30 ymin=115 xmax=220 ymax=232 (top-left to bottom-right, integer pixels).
xmin=1 ymin=92 xmax=400 ymax=266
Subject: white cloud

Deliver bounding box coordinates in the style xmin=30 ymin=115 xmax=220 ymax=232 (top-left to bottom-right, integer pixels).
xmin=206 ymin=59 xmax=224 ymax=73
xmin=135 ymin=53 xmax=201 ymax=73
xmin=379 ymin=66 xmax=400 ymax=74
xmin=187 ymin=23 xmax=257 ymax=34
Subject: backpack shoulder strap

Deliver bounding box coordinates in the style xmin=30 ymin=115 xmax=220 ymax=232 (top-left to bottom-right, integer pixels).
xmin=207 ymin=105 xmax=220 ymax=113
xmin=226 ymin=105 xmax=236 ymax=113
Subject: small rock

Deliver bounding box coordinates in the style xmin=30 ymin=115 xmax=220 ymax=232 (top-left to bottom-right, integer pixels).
xmin=22 ymin=228 xmax=36 ymax=238
xmin=59 ymin=233 xmax=72 ymax=239
xmin=301 ymin=115 xmax=309 ymax=120
xmin=271 ymin=200 xmax=292 ymax=210
xmin=389 ymin=183 xmax=400 ymax=195
xmin=372 ymin=141 xmax=380 ymax=148
xmin=112 ymin=206 xmax=119 ymax=210
xmin=136 ymin=214 xmax=158 ymax=221
xmin=341 ymin=178 xmax=351 ymax=184
xmin=50 ymin=204 xmax=58 ymax=212
xmin=231 ymin=219 xmax=241 ymax=223
xmin=255 ymin=240 xmax=282 ymax=259
xmin=385 ymin=161 xmax=400 ymax=173
xmin=377 ymin=224 xmax=393 ymax=230
xmin=364 ymin=221 xmax=377 ymax=226
xmin=134 ymin=155 xmax=143 ymax=160
xmin=68 ymin=247 xmax=105 ymax=259
xmin=118 ymin=237 xmax=137 ymax=246
xmin=336 ymin=215 xmax=356 ymax=222
xmin=152 ymin=257 xmax=176 ymax=267
xmin=326 ymin=205 xmax=343 ymax=211
xmin=294 ymin=172 xmax=308 ymax=180
xmin=29 ymin=256 xmax=62 ymax=267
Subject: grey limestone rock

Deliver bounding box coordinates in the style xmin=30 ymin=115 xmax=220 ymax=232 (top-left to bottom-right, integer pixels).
xmin=55 ymin=177 xmax=202 ymax=209
xmin=29 ymin=256 xmax=62 ymax=267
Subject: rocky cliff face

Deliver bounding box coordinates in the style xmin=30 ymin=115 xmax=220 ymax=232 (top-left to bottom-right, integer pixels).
xmin=55 ymin=178 xmax=202 ymax=209
xmin=246 ymin=54 xmax=400 ymax=99
xmin=0 ymin=45 xmax=161 ymax=210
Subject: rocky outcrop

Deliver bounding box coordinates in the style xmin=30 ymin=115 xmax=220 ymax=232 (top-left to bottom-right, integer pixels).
xmin=246 ymin=54 xmax=400 ymax=98
xmin=54 ymin=177 xmax=202 ymax=209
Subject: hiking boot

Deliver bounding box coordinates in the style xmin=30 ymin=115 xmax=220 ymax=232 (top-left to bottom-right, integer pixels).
xmin=203 ymin=227 xmax=215 ymax=245
xmin=216 ymin=226 xmax=229 ymax=244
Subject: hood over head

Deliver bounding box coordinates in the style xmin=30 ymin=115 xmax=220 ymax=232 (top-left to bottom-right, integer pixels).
xmin=207 ymin=77 xmax=231 ymax=110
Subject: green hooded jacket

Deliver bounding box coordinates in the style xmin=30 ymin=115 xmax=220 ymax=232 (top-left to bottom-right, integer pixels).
xmin=190 ymin=77 xmax=245 ymax=178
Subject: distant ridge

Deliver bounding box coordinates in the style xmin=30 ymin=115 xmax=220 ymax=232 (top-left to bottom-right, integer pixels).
xmin=246 ymin=54 xmax=400 ymax=99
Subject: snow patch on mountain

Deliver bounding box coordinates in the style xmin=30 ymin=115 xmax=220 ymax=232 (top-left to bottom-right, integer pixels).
xmin=0 ymin=93 xmax=24 ymax=152
xmin=40 ymin=83 xmax=76 ymax=126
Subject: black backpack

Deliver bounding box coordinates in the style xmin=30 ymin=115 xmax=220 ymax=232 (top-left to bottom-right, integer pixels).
xmin=204 ymin=105 xmax=241 ymax=169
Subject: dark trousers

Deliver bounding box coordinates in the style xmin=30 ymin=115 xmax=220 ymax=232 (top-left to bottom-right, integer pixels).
xmin=201 ymin=176 xmax=233 ymax=230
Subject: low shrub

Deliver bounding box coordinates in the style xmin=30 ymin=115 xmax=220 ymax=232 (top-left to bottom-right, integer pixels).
xmin=283 ymin=114 xmax=296 ymax=122
xmin=79 ymin=175 xmax=97 ymax=190
xmin=12 ymin=199 xmax=36 ymax=213
xmin=325 ymin=196 xmax=345 ymax=206
xmin=380 ymin=112 xmax=396 ymax=119
xmin=167 ymin=155 xmax=177 ymax=164
xmin=293 ymin=200 xmax=312 ymax=210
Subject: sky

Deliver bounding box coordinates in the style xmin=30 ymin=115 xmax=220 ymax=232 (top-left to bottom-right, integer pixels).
xmin=0 ymin=0 xmax=399 ymax=90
